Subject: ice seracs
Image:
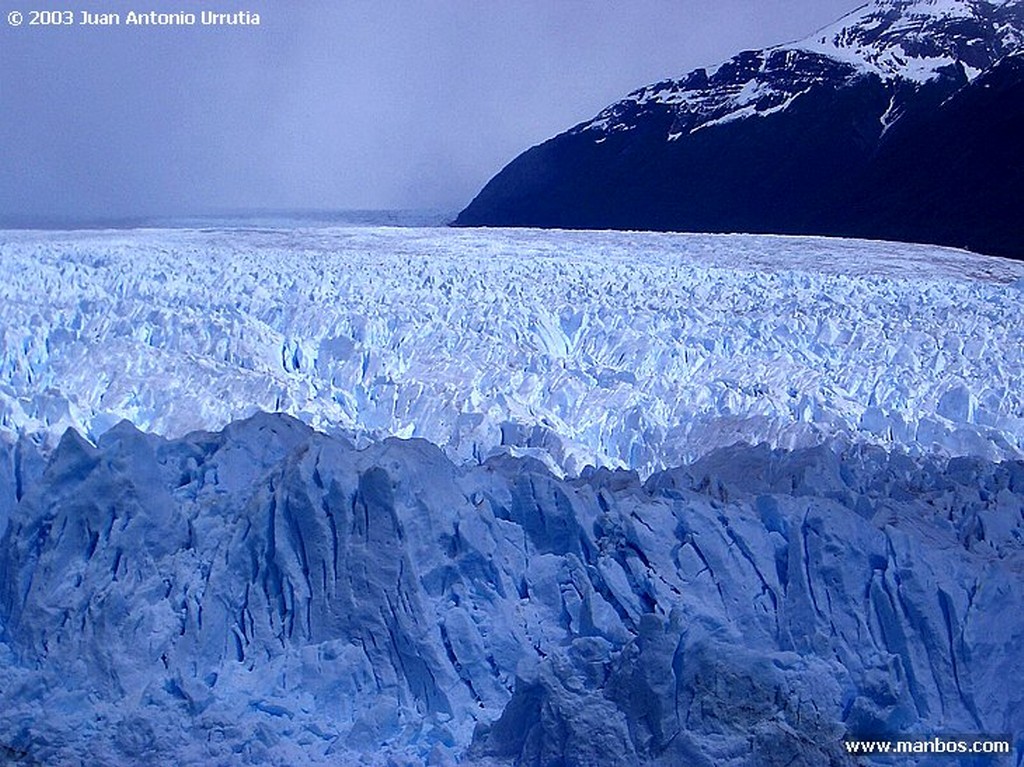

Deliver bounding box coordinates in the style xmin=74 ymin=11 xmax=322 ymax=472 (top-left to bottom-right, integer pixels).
xmin=2 ymin=226 xmax=1024 ymax=481
xmin=1 ymin=219 xmax=1022 ymax=764
xmin=0 ymin=414 xmax=1020 ymax=764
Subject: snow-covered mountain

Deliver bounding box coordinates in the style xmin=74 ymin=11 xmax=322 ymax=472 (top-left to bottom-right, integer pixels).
xmin=799 ymin=0 xmax=1024 ymax=80
xmin=455 ymin=0 xmax=1024 ymax=259
xmin=575 ymin=0 xmax=1024 ymax=137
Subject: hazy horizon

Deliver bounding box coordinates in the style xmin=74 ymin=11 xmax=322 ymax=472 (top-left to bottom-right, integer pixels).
xmin=1 ymin=0 xmax=857 ymax=223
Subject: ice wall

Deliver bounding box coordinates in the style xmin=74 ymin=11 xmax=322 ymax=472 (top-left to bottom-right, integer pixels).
xmin=0 ymin=414 xmax=1020 ymax=765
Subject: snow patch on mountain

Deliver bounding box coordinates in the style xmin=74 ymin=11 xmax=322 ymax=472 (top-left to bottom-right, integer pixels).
xmin=576 ymin=48 xmax=859 ymax=138
xmin=574 ymin=0 xmax=1024 ymax=139
xmin=798 ymin=0 xmax=1024 ymax=82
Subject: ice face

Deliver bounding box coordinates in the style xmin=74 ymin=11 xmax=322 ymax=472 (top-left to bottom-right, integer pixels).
xmin=0 ymin=413 xmax=1020 ymax=765
xmin=1 ymin=227 xmax=1023 ymax=483
xmin=1 ymin=227 xmax=1022 ymax=764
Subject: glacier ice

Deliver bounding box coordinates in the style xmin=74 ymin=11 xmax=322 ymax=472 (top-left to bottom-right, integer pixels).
xmin=1 ymin=226 xmax=1022 ymax=765
xmin=0 ymin=413 xmax=1021 ymax=765
xmin=2 ymin=227 xmax=1024 ymax=481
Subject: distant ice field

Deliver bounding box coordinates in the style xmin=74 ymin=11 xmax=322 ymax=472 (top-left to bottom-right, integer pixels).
xmin=2 ymin=226 xmax=1023 ymax=475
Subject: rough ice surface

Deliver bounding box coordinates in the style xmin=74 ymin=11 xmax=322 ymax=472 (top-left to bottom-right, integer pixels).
xmin=2 ymin=227 xmax=1024 ymax=485
xmin=0 ymin=413 xmax=1021 ymax=765
xmin=1 ymin=227 xmax=1022 ymax=765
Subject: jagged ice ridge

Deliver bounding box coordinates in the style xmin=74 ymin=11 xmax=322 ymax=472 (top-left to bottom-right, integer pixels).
xmin=2 ymin=227 xmax=1024 ymax=764
xmin=2 ymin=227 xmax=1024 ymax=502
xmin=0 ymin=413 xmax=1021 ymax=765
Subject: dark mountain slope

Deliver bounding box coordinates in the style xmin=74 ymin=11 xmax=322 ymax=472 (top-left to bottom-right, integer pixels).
xmin=455 ymin=0 xmax=1024 ymax=259
xmin=834 ymin=53 xmax=1024 ymax=257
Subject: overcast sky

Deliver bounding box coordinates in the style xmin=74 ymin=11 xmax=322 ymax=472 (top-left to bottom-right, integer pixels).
xmin=0 ymin=0 xmax=858 ymax=221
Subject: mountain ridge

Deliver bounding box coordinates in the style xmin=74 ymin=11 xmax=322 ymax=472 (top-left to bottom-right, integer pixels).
xmin=454 ymin=0 xmax=1024 ymax=258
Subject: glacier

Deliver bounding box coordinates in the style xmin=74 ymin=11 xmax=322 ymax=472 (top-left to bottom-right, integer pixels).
xmin=1 ymin=226 xmax=1022 ymax=765
xmin=2 ymin=227 xmax=1024 ymax=486
xmin=0 ymin=413 xmax=1021 ymax=765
